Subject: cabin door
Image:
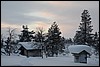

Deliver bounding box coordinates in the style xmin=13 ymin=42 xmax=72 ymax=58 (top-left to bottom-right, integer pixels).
xmin=79 ymin=54 xmax=87 ymax=63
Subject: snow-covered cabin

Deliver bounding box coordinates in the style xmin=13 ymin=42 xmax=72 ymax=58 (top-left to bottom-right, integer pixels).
xmin=68 ymin=45 xmax=91 ymax=63
xmin=18 ymin=42 xmax=42 ymax=57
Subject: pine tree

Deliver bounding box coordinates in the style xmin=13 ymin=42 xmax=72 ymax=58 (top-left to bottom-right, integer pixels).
xmin=19 ymin=25 xmax=35 ymax=42
xmin=73 ymin=31 xmax=82 ymax=45
xmin=1 ymin=34 xmax=4 ymax=48
xmin=59 ymin=37 xmax=66 ymax=53
xmin=34 ymin=27 xmax=45 ymax=50
xmin=46 ymin=22 xmax=62 ymax=57
xmin=93 ymin=32 xmax=99 ymax=54
xmin=74 ymin=10 xmax=93 ymax=46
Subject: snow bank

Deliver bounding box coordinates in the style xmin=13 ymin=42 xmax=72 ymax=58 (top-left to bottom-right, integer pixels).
xmin=1 ymin=54 xmax=99 ymax=66
xmin=68 ymin=45 xmax=91 ymax=54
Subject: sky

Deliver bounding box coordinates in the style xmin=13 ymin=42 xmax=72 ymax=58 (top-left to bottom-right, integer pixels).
xmin=1 ymin=1 xmax=99 ymax=39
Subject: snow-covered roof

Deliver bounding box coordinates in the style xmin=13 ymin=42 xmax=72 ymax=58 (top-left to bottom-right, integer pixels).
xmin=19 ymin=42 xmax=42 ymax=50
xmin=68 ymin=45 xmax=91 ymax=54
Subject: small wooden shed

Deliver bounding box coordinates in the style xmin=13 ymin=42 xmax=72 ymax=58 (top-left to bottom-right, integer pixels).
xmin=68 ymin=45 xmax=91 ymax=63
xmin=18 ymin=42 xmax=42 ymax=57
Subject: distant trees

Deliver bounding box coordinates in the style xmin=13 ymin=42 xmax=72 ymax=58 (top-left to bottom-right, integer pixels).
xmin=66 ymin=38 xmax=73 ymax=45
xmin=19 ymin=25 xmax=35 ymax=42
xmin=74 ymin=10 xmax=94 ymax=46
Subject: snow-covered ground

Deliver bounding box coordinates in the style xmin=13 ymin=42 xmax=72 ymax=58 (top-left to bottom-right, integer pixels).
xmin=1 ymin=54 xmax=99 ymax=66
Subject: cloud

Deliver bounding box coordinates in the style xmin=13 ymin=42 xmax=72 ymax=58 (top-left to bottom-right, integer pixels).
xmin=1 ymin=1 xmax=99 ymax=38
xmin=23 ymin=12 xmax=54 ymax=20
xmin=1 ymin=22 xmax=21 ymax=29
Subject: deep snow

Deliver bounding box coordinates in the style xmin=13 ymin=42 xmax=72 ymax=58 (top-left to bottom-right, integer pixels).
xmin=1 ymin=54 xmax=99 ymax=66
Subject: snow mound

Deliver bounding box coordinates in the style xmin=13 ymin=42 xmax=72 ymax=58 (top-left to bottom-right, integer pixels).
xmin=68 ymin=45 xmax=91 ymax=54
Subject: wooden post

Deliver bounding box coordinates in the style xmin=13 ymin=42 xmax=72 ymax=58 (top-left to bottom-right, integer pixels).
xmin=27 ymin=50 xmax=29 ymax=58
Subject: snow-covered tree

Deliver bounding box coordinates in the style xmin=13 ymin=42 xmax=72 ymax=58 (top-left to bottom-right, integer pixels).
xmin=19 ymin=25 xmax=35 ymax=42
xmin=74 ymin=10 xmax=94 ymax=46
xmin=4 ymin=28 xmax=18 ymax=56
xmin=46 ymin=22 xmax=62 ymax=57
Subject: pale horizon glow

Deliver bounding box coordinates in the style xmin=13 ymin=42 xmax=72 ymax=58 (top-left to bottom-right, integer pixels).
xmin=1 ymin=1 xmax=99 ymax=39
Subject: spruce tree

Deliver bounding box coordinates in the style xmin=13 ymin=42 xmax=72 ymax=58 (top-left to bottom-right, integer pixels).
xmin=74 ymin=10 xmax=93 ymax=46
xmin=46 ymin=22 xmax=61 ymax=57
xmin=93 ymin=32 xmax=99 ymax=54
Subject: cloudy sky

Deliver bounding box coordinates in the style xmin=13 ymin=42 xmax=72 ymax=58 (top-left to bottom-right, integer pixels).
xmin=1 ymin=1 xmax=99 ymax=39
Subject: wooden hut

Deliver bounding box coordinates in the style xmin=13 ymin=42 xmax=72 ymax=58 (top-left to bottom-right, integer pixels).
xmin=68 ymin=45 xmax=91 ymax=63
xmin=18 ymin=42 xmax=42 ymax=57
